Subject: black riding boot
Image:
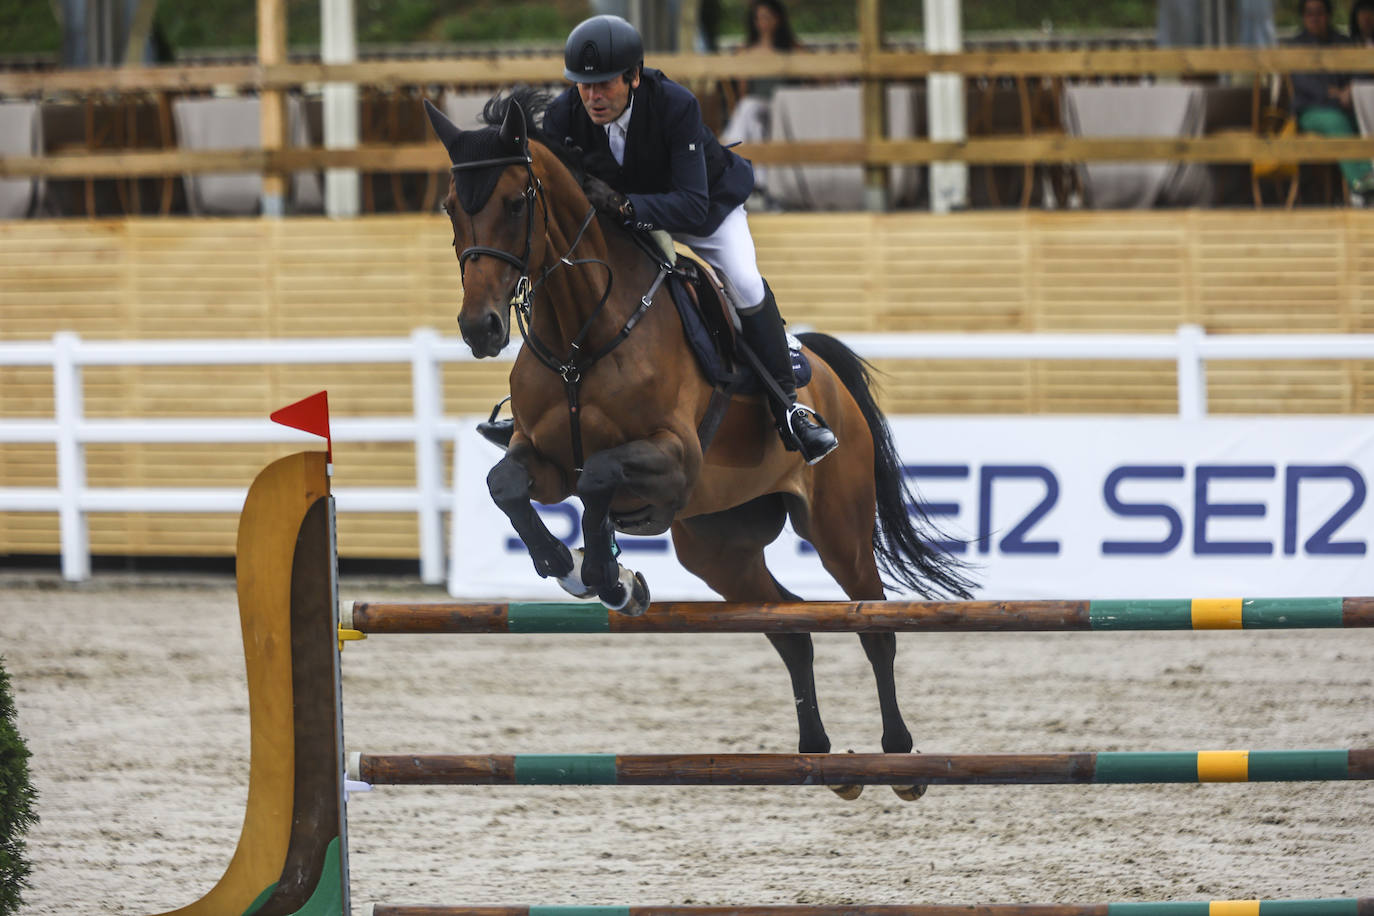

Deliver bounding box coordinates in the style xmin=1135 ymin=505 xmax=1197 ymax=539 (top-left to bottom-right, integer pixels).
xmin=738 ymin=281 xmax=838 ymax=465
xmin=477 ymin=396 xmax=515 ymax=449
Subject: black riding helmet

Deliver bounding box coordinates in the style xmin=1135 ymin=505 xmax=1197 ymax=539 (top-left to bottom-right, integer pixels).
xmin=563 ymin=14 xmax=644 ymax=83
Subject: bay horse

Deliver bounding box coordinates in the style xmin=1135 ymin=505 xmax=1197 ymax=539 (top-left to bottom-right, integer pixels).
xmin=426 ymin=89 xmax=974 ymax=799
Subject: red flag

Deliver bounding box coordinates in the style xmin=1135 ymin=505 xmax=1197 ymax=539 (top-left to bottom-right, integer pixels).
xmin=270 ymin=391 xmax=332 ymax=462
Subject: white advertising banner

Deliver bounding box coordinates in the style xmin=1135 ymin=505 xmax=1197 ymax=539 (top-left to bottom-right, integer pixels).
xmin=448 ymin=417 xmax=1374 ymax=601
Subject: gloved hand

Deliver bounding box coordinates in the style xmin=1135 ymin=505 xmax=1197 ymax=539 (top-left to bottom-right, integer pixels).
xmin=582 ymin=175 xmax=631 ymax=221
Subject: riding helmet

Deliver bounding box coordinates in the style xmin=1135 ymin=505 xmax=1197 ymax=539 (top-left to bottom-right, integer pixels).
xmin=563 ymin=14 xmax=644 ymax=83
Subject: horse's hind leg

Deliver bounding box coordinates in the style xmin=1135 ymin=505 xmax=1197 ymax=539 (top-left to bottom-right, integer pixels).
xmin=794 ymin=456 xmax=925 ymax=800
xmin=857 ymin=632 xmax=922 ymax=800
xmin=672 ymin=498 xmax=860 ymax=799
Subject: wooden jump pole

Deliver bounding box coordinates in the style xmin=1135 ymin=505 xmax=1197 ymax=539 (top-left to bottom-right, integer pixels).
xmin=342 ymin=596 xmax=1374 ymax=635
xmin=349 ymin=749 xmax=1374 ymax=788
xmin=366 ymin=901 xmax=1374 ymax=916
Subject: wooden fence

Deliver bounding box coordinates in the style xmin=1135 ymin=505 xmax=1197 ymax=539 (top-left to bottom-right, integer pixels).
xmin=2 ymin=45 xmax=1373 ymax=182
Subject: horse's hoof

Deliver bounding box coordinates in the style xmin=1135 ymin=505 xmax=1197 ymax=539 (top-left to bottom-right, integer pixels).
xmin=891 ymin=784 xmax=927 ymax=801
xmin=603 ymin=566 xmax=649 ymax=617
xmin=556 ymin=549 xmax=597 ymax=599
xmin=608 ymin=570 xmax=650 ymax=617
xmin=624 ymin=571 xmax=650 ymax=616
xmin=830 ymin=784 xmax=864 ymax=800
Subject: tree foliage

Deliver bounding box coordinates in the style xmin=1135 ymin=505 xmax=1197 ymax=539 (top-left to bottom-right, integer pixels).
xmin=0 ymin=0 xmax=1308 ymax=57
xmin=0 ymin=657 xmax=38 ymax=916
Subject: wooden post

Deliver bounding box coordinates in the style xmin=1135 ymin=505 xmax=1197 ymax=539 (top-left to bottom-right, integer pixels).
xmin=258 ymin=0 xmax=288 ymax=216
xmin=858 ymin=0 xmax=888 ymax=211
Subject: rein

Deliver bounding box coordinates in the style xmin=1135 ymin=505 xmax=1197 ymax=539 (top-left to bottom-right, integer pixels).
xmin=454 ymin=152 xmax=671 ymax=473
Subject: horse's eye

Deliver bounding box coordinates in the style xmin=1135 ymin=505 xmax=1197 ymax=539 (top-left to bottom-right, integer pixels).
xmin=506 ymin=196 xmax=525 ymax=218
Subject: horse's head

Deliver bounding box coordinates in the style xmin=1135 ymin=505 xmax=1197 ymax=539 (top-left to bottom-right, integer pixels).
xmin=425 ymin=97 xmax=544 ymax=358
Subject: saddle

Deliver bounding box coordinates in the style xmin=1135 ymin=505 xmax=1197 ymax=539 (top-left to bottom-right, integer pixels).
xmin=633 ymin=233 xmax=812 ymax=396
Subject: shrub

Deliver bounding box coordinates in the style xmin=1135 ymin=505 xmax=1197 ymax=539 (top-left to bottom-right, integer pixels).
xmin=0 ymin=658 xmax=37 ymax=916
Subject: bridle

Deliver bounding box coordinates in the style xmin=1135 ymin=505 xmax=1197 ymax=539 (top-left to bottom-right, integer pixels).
xmin=451 ymin=149 xmax=551 ymax=318
xmin=450 ymin=144 xmax=672 ymax=473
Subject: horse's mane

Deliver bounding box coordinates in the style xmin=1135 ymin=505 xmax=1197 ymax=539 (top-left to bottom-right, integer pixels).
xmin=480 ymin=87 xmax=585 ymax=183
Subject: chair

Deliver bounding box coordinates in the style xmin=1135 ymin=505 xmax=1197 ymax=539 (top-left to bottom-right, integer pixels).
xmin=1062 ymin=83 xmax=1212 ymax=209
xmin=172 ymin=95 xmax=322 ymax=216
xmin=0 ymin=102 xmax=43 ymax=219
xmin=1249 ymin=74 xmax=1301 ymax=208
xmin=767 ymin=84 xmax=922 ymax=210
xmin=1349 ymin=80 xmax=1374 ymax=193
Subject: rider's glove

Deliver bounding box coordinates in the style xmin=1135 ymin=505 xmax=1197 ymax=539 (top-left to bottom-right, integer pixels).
xmin=583 ymin=176 xmax=631 ymax=225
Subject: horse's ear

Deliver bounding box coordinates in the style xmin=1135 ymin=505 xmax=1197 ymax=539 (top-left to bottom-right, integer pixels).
xmin=423 ymin=98 xmax=464 ymax=165
xmin=499 ymin=98 xmax=529 ymax=155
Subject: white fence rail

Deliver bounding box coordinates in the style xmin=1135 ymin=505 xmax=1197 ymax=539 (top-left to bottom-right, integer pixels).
xmin=3 ymin=324 xmax=1374 ymax=583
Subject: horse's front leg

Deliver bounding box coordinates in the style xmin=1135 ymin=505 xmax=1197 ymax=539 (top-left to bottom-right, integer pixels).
xmin=486 ymin=444 xmax=590 ymax=597
xmin=577 ymin=432 xmax=689 ymax=614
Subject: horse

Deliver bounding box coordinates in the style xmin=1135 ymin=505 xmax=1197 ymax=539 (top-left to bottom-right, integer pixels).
xmin=425 ymin=88 xmax=974 ymax=800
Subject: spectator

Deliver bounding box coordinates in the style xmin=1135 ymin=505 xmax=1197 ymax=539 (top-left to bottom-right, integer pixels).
xmin=735 ymin=0 xmax=802 ymax=97
xmin=1289 ymin=0 xmax=1374 ymax=198
xmin=1351 ymin=0 xmax=1374 ymax=44
xmin=719 ymin=0 xmax=802 ymax=203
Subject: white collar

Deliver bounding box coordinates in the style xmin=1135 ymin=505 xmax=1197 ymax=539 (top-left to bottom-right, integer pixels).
xmin=604 ymin=97 xmax=634 ymax=135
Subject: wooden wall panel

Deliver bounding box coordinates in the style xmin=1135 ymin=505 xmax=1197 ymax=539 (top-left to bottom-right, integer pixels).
xmin=5 ymin=210 xmax=1374 ymax=561
xmin=752 ymin=214 xmax=878 ymax=330
xmin=878 ymin=213 xmax=1031 ymax=332
xmin=1032 ymin=214 xmax=1190 ymax=332
xmin=1208 ymin=361 xmax=1354 ymax=414
xmin=1348 ymin=217 xmax=1374 ymax=334
xmin=0 ymin=367 xmax=53 ymax=418
xmin=1038 ymin=361 xmax=1180 ymax=414
xmin=871 ymin=359 xmax=1034 ymax=414
xmin=1193 ymin=211 xmax=1350 ymax=333
xmin=127 ymin=220 xmax=270 ymax=338
xmin=0 ymin=221 xmax=131 ymax=340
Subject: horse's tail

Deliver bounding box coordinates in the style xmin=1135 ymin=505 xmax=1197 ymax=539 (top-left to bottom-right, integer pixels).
xmin=798 ymin=332 xmax=977 ymax=599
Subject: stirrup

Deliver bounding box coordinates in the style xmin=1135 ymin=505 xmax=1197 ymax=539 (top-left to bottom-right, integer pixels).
xmin=787 ymin=403 xmax=838 ymax=466
xmin=477 ymin=396 xmax=514 ymax=450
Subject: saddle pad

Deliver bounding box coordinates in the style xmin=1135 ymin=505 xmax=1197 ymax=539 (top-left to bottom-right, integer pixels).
xmin=667 ymin=274 xmax=812 ymax=394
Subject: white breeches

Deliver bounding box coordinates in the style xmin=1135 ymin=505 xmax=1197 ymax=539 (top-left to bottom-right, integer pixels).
xmin=672 ymin=204 xmax=766 ymax=313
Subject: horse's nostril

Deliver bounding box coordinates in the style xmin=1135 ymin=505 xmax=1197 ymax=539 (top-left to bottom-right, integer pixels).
xmin=485 ymin=313 xmax=502 ymax=336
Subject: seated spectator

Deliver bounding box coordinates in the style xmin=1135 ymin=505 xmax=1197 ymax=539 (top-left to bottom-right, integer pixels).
xmin=720 ymin=0 xmax=802 ymax=205
xmin=1289 ymin=0 xmax=1374 ymax=198
xmin=1351 ymin=0 xmax=1374 ymax=44
xmin=734 ymin=0 xmax=801 ymax=100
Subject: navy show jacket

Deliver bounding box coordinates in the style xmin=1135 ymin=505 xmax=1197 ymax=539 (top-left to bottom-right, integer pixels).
xmin=543 ymin=67 xmax=755 ymax=236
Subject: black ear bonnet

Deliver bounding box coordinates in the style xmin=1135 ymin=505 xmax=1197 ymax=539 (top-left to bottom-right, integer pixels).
xmin=424 ymin=98 xmax=530 ymax=215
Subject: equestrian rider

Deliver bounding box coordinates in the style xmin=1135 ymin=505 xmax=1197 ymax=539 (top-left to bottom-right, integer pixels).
xmin=545 ymin=14 xmax=838 ymax=465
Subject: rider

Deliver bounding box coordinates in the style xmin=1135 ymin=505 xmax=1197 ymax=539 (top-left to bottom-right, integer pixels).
xmin=541 ymin=13 xmax=837 ymax=465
